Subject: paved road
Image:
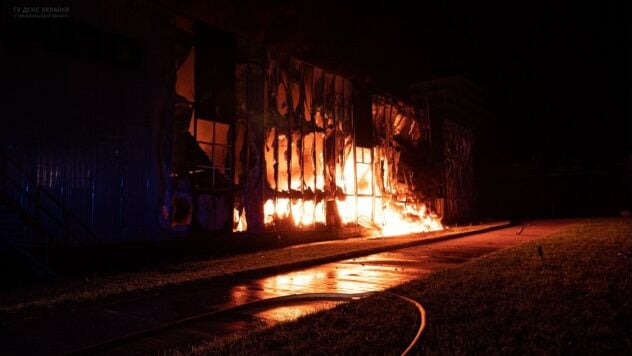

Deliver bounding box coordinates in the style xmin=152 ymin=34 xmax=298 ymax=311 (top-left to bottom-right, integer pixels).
xmin=0 ymin=220 xmax=577 ymax=355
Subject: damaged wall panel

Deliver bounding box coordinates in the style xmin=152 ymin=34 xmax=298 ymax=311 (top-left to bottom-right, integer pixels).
xmin=244 ymin=58 xmax=442 ymax=235
xmin=369 ymin=94 xmax=442 ymax=234
xmin=173 ymin=19 xmax=236 ymax=233
xmin=443 ymin=119 xmax=476 ymax=221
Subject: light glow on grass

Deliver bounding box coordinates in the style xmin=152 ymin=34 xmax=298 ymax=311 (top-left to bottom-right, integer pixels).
xmin=198 ymin=218 xmax=632 ymax=354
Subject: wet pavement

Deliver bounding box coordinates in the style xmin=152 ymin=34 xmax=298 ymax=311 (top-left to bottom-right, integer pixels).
xmin=0 ymin=219 xmax=577 ymax=355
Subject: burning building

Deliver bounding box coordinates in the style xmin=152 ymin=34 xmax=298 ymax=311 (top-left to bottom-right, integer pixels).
xmin=174 ymin=16 xmax=441 ymax=236
xmin=1 ymin=2 xmax=443 ymax=263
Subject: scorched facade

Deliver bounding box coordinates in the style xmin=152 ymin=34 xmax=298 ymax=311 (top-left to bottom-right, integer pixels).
xmin=1 ymin=3 xmax=442 ymax=253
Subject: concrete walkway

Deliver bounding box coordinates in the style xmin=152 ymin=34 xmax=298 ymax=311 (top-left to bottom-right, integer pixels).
xmin=0 ymin=219 xmax=581 ymax=355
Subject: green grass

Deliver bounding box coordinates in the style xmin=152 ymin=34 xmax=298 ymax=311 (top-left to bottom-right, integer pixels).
xmin=194 ymin=218 xmax=632 ymax=354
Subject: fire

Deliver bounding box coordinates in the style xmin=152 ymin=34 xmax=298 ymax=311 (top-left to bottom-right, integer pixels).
xmin=379 ymin=201 xmax=443 ymax=236
xmin=334 ymin=198 xmax=442 ymax=237
xmin=259 ymin=137 xmax=443 ymax=236
xmin=262 ymin=195 xmax=442 ymax=236
xmin=233 ymin=208 xmax=247 ymax=232
xmin=234 ymin=59 xmax=443 ymax=237
xmin=264 ymin=198 xmax=326 ymax=228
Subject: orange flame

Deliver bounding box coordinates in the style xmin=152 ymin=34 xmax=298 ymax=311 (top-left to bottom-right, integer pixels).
xmin=335 ymin=198 xmax=442 ymax=237
xmin=264 ymin=198 xmax=326 ymax=228
xmin=379 ymin=201 xmax=443 ymax=236
xmin=233 ymin=208 xmax=248 ymax=232
xmin=256 ymin=131 xmax=443 ymax=235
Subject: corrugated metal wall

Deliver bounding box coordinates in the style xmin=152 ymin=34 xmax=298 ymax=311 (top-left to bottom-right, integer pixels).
xmin=1 ymin=1 xmax=173 ymax=245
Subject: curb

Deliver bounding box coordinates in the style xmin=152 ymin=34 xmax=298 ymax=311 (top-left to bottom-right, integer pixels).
xmin=214 ymin=221 xmax=514 ymax=283
xmin=115 ymin=221 xmax=513 ymax=307
xmin=101 ymin=222 xmax=514 ymax=303
xmin=68 ymin=292 xmax=375 ymax=355
xmin=3 ymin=221 xmax=513 ymax=313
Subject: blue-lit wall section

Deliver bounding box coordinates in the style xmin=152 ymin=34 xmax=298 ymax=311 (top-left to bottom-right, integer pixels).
xmin=1 ymin=2 xmax=174 ymax=244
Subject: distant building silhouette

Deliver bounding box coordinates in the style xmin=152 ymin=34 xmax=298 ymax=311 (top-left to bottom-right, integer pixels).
xmin=409 ymin=76 xmax=491 ymax=223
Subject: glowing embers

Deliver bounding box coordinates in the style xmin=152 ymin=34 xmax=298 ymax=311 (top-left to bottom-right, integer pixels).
xmin=264 ymin=198 xmax=325 ymax=228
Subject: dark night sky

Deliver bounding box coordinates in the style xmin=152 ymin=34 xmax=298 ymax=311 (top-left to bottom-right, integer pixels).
xmin=380 ymin=1 xmax=631 ymax=166
xmin=7 ymin=0 xmax=629 ymax=165
xmin=261 ymin=0 xmax=630 ymax=166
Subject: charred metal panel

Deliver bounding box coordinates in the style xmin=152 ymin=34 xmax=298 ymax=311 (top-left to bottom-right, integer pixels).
xmin=371 ymin=94 xmax=427 ymax=205
xmin=171 ymin=19 xmax=237 ymax=234
xmin=259 ymin=53 xmax=362 ymax=231
xmin=352 ymin=86 xmax=374 ymax=147
xmin=245 ymin=55 xmax=266 ymax=232
xmin=233 ymin=39 xmax=265 ymax=232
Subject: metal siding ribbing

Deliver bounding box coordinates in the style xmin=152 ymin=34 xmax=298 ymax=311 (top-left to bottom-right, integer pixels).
xmin=2 ymin=3 xmax=171 ymax=245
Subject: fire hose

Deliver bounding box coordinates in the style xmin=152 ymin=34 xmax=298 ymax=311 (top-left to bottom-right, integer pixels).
xmin=384 ymin=292 xmax=427 ymax=355
xmin=68 ymin=291 xmax=426 ymax=355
